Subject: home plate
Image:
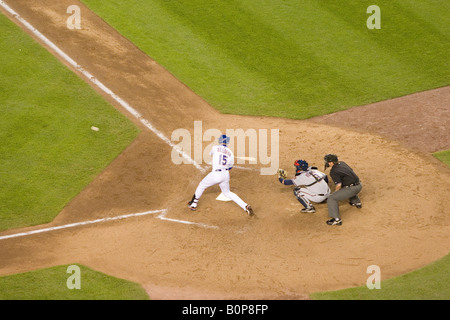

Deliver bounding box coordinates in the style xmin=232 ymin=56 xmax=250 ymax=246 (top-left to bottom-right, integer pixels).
xmin=235 ymin=156 xmax=257 ymax=162
xmin=216 ymin=193 xmax=231 ymax=201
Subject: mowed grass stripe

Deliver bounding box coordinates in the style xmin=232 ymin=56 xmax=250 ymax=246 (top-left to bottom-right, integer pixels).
xmin=82 ymin=0 xmax=449 ymax=119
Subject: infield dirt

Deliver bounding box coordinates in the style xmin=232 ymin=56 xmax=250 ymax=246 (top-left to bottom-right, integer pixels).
xmin=0 ymin=0 xmax=449 ymax=299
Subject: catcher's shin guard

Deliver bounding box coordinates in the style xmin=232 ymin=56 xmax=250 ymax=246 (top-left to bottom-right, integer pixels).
xmin=293 ymin=188 xmax=311 ymax=208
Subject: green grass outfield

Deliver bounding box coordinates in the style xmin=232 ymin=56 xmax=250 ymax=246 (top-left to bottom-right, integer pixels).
xmin=0 ymin=12 xmax=139 ymax=232
xmin=0 ymin=264 xmax=149 ymax=300
xmin=433 ymin=150 xmax=450 ymax=166
xmin=310 ymin=253 xmax=450 ymax=300
xmin=82 ymin=0 xmax=449 ymax=119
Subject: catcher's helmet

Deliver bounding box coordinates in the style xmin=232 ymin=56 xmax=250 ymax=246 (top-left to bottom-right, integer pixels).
xmin=294 ymin=159 xmax=308 ymax=174
xmin=218 ymin=134 xmax=230 ymax=145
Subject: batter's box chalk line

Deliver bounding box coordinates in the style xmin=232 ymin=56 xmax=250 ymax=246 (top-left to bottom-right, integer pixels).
xmin=0 ymin=209 xmax=219 ymax=241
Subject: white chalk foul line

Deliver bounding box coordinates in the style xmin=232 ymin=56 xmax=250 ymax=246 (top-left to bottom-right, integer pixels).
xmin=0 ymin=0 xmax=206 ymax=174
xmin=0 ymin=209 xmax=219 ymax=241
xmin=0 ymin=210 xmax=163 ymax=241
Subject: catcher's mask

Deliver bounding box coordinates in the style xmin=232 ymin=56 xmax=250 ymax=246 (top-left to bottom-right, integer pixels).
xmin=218 ymin=134 xmax=230 ymax=146
xmin=294 ymin=159 xmax=308 ymax=175
xmin=324 ymin=154 xmax=338 ymax=170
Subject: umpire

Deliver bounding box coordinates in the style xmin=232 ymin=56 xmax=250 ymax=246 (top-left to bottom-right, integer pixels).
xmin=323 ymin=154 xmax=362 ymax=226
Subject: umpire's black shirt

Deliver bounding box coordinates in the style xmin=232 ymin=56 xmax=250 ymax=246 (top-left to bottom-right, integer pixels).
xmin=330 ymin=162 xmax=360 ymax=187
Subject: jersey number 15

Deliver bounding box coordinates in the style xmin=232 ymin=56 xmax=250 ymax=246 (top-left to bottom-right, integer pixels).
xmin=219 ymin=154 xmax=228 ymax=166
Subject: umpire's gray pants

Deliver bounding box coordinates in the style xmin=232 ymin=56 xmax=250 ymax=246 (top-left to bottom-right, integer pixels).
xmin=327 ymin=183 xmax=362 ymax=219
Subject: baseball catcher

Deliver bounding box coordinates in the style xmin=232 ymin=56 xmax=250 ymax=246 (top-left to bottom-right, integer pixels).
xmin=278 ymin=160 xmax=330 ymax=213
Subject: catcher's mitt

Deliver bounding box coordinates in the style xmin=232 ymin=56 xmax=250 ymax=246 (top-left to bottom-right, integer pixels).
xmin=278 ymin=168 xmax=287 ymax=179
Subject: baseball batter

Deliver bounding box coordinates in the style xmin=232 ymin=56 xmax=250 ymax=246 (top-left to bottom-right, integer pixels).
xmin=278 ymin=160 xmax=330 ymax=213
xmin=187 ymin=134 xmax=254 ymax=216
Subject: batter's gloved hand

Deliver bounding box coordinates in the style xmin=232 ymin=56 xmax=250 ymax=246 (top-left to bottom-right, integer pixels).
xmin=278 ymin=168 xmax=287 ymax=179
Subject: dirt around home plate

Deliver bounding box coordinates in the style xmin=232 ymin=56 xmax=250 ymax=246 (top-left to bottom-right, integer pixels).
xmin=0 ymin=0 xmax=449 ymax=299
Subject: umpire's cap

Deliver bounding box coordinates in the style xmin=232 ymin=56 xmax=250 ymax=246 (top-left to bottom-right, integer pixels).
xmin=324 ymin=154 xmax=338 ymax=169
xmin=324 ymin=154 xmax=338 ymax=163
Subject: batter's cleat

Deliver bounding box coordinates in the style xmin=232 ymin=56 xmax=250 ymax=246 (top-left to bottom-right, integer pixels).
xmin=301 ymin=206 xmax=316 ymax=213
xmin=187 ymin=201 xmax=197 ymax=211
xmin=245 ymin=205 xmax=254 ymax=217
xmin=349 ymin=202 xmax=362 ymax=209
xmin=326 ymin=218 xmax=342 ymax=226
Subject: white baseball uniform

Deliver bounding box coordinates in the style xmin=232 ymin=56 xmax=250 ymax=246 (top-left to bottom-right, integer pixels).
xmin=293 ymin=168 xmax=330 ymax=206
xmin=190 ymin=145 xmax=248 ymax=210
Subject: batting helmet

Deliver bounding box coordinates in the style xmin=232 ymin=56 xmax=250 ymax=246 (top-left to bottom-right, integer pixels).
xmin=218 ymin=134 xmax=230 ymax=145
xmin=294 ymin=159 xmax=308 ymax=175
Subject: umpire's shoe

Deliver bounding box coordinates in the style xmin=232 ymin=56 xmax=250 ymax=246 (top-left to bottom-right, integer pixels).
xmin=349 ymin=201 xmax=362 ymax=209
xmin=326 ymin=218 xmax=342 ymax=226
